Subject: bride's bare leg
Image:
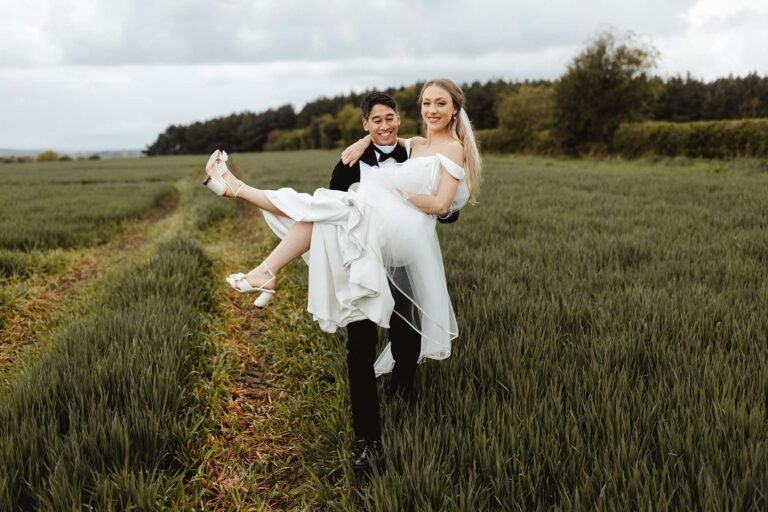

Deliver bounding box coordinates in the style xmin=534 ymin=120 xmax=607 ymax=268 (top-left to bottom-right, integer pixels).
xmin=241 ymin=221 xmax=313 ymax=289
xmin=223 ymin=174 xmax=288 ymax=216
xmin=206 ymin=154 xmax=287 ymax=216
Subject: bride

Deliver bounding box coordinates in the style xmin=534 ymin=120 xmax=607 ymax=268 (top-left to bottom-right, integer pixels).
xmin=202 ymin=78 xmax=481 ymax=375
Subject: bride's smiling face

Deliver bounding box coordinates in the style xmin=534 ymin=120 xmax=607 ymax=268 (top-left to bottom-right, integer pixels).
xmin=421 ymin=85 xmax=457 ymax=132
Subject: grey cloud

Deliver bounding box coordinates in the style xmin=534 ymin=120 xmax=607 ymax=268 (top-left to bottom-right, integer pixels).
xmin=4 ymin=0 xmax=698 ymax=67
xmin=705 ymin=7 xmax=768 ymax=31
xmin=4 ymin=0 xmax=766 ymax=150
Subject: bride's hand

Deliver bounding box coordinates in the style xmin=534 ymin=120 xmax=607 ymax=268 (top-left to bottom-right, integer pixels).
xmin=397 ymin=188 xmax=413 ymax=200
xmin=341 ymin=135 xmax=371 ymax=166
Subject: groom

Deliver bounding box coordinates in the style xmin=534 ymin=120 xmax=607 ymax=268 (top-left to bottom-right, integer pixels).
xmin=329 ymin=91 xmax=459 ymax=474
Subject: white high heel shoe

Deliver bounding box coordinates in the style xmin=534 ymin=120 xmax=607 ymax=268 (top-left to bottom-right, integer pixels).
xmin=226 ymin=263 xmax=276 ymax=308
xmin=203 ymin=150 xmax=245 ymax=198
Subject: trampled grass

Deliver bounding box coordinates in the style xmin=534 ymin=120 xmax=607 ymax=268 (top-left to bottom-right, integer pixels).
xmin=0 ymin=237 xmax=216 ymax=510
xmin=0 ymin=155 xmax=230 ymax=336
xmin=0 ymin=249 xmax=66 ymax=279
xmin=224 ymin=152 xmax=768 ymax=510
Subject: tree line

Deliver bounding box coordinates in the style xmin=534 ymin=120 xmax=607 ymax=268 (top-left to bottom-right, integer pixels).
xmin=144 ymin=32 xmax=768 ymax=158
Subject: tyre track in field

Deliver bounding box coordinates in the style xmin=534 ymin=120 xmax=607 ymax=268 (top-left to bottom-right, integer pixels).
xmin=0 ymin=194 xmax=179 ymax=376
xmin=193 ymin=211 xmax=311 ymax=511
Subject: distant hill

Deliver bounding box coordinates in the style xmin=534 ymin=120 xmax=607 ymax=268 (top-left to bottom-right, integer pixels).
xmin=0 ymin=148 xmax=143 ymax=159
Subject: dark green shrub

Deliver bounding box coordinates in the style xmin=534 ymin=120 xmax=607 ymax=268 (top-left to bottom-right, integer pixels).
xmin=35 ymin=151 xmax=60 ymax=162
xmin=497 ymin=85 xmax=555 ymax=142
xmin=265 ymin=128 xmax=311 ymax=151
xmin=553 ymin=31 xmax=658 ymax=154
xmin=613 ymin=118 xmax=768 ymax=158
xmin=475 ymin=128 xmax=558 ymax=154
xmin=476 ymin=129 xmax=523 ymax=153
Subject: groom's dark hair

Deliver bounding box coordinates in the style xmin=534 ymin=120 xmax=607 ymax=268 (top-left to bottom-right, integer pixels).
xmin=360 ymin=92 xmax=398 ymax=120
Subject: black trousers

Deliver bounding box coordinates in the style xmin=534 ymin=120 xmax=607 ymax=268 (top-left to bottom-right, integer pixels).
xmin=346 ymin=284 xmax=420 ymax=442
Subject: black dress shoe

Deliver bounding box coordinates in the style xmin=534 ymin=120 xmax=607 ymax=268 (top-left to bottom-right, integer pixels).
xmin=353 ymin=439 xmax=383 ymax=475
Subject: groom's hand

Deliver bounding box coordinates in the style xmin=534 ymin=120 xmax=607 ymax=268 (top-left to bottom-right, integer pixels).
xmin=437 ymin=210 xmax=460 ymax=224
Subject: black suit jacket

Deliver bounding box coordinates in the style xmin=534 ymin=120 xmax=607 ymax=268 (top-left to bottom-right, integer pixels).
xmin=329 ymin=144 xmax=460 ymax=224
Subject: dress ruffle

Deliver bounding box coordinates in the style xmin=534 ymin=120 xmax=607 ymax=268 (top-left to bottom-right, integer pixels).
xmin=259 ymin=154 xmax=461 ymax=376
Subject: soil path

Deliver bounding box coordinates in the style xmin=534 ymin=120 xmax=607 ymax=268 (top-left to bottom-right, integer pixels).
xmin=191 ymin=211 xmax=313 ymax=511
xmin=0 ymin=194 xmax=179 ymax=376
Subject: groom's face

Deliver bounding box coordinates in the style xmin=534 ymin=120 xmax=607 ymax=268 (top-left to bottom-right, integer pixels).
xmin=363 ymin=104 xmax=400 ymax=146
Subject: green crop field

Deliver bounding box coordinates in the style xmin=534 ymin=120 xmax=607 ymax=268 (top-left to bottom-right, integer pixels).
xmin=0 ymin=157 xmax=200 ymax=251
xmin=0 ymin=152 xmax=766 ymax=510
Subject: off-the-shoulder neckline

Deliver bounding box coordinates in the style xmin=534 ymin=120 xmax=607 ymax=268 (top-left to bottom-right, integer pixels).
xmin=409 ymin=153 xmax=463 ymax=168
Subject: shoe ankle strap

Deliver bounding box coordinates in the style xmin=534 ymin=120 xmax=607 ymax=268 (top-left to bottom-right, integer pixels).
xmin=261 ymin=262 xmax=276 ymax=281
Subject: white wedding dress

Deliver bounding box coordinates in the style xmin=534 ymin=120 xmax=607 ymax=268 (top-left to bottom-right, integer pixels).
xmin=259 ymin=144 xmax=469 ymax=376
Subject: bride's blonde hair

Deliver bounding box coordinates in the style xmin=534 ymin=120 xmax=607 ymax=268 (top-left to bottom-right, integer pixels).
xmin=419 ymin=78 xmax=482 ymax=204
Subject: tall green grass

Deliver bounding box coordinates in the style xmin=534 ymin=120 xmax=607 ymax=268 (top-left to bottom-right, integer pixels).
xmin=0 ymin=249 xmax=66 ymax=279
xmin=350 ymin=155 xmax=768 ymax=510
xmin=0 ymin=157 xmax=201 ymax=250
xmin=3 ymin=151 xmax=765 ymax=509
xmin=231 ymin=152 xmax=768 ymax=510
xmin=0 ymin=237 xmax=214 ymax=510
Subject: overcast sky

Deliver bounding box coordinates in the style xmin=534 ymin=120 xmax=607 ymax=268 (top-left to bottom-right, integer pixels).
xmin=2 ymin=0 xmax=767 ymax=151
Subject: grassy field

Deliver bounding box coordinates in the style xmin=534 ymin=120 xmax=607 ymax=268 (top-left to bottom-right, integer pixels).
xmin=1 ymin=152 xmax=767 ymax=510
xmin=353 ymin=155 xmax=768 ymax=510
xmin=218 ymin=152 xmax=768 ymax=510
xmin=0 ymin=155 xmax=231 ymax=332
xmin=0 ymin=237 xmax=215 ymax=509
xmin=0 ymin=155 xmax=236 ymax=509
xmin=0 ymin=157 xmax=202 ymax=251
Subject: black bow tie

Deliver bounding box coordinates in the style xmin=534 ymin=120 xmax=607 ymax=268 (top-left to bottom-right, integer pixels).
xmin=373 ymin=146 xmax=397 ymax=163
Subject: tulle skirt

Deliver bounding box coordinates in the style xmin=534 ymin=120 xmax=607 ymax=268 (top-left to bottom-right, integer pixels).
xmin=259 ymin=167 xmax=457 ymax=376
